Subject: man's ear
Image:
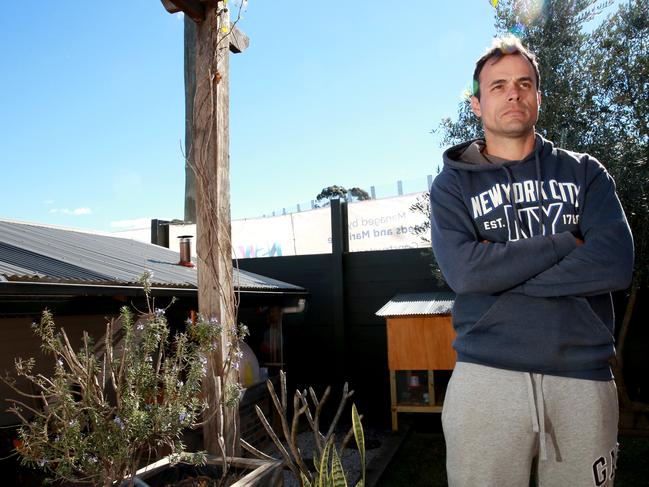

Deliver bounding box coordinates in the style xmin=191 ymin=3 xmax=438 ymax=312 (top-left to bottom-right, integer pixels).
xmin=470 ymin=96 xmax=482 ymax=118
xmin=537 ymin=90 xmax=542 ymax=109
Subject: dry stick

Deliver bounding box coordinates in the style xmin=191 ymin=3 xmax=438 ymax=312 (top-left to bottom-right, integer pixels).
xmin=324 ymin=384 xmax=354 ymax=443
xmin=254 ymin=405 xmax=301 ymax=481
xmin=116 ymin=324 xmax=129 ymax=398
xmin=154 ymin=321 xmax=165 ymax=377
xmin=266 ymin=380 xmax=312 ymax=478
xmin=339 ymin=414 xmax=363 ymax=455
xmin=102 ymin=322 xmax=111 ymax=393
xmin=106 ymin=321 xmax=122 ymax=402
xmin=310 ymin=385 xmax=331 ymax=450
xmin=81 ymin=333 xmax=97 ymax=403
xmin=6 ymin=400 xmax=44 ymax=422
xmin=290 ymin=399 xmax=310 ymax=478
xmin=296 ymin=390 xmax=324 ymax=457
xmin=214 ymin=375 xmax=231 ymax=480
xmin=240 ymin=439 xmax=276 ymax=461
xmin=280 ymin=370 xmax=288 ymax=413
xmin=60 ymin=329 xmax=87 ymax=375
xmin=2 ymin=377 xmax=52 ymax=400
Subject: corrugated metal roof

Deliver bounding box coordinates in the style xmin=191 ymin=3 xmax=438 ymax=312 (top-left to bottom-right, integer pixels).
xmin=0 ymin=220 xmax=304 ymax=293
xmin=375 ymin=292 xmax=455 ymax=316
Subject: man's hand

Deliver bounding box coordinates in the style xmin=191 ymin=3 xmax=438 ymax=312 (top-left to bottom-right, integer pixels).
xmin=575 ymin=237 xmax=584 ymax=246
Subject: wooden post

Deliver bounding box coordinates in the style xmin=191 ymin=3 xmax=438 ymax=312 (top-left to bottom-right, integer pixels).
xmin=184 ymin=15 xmax=197 ymax=224
xmin=193 ymin=2 xmax=240 ymax=457
xmin=161 ymin=0 xmax=250 ymax=458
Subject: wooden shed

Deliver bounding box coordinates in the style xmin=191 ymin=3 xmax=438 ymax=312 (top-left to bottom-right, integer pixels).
xmin=376 ymin=292 xmax=456 ymax=430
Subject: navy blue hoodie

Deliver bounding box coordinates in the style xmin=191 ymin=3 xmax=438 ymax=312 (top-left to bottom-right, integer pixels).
xmin=430 ymin=135 xmax=634 ymax=380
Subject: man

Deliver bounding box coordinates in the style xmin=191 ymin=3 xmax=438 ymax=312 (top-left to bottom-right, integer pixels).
xmin=430 ymin=36 xmax=634 ymax=487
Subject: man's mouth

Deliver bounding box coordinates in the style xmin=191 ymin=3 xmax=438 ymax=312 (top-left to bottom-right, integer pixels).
xmin=502 ymin=109 xmax=525 ymax=117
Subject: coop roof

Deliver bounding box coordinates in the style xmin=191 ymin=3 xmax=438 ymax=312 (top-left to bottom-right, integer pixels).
xmin=375 ymin=292 xmax=455 ymax=317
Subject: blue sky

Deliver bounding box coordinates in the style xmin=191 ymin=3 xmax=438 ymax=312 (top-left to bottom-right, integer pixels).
xmin=0 ymin=1 xmax=567 ymax=232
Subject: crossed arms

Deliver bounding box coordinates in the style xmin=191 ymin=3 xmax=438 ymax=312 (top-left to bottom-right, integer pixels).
xmin=430 ymin=160 xmax=634 ymax=297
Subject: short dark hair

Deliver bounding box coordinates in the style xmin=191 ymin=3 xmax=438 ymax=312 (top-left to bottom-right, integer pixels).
xmin=472 ymin=36 xmax=541 ymax=99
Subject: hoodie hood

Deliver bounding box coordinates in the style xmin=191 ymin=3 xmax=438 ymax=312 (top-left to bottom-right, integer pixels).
xmin=443 ymin=134 xmax=554 ymax=172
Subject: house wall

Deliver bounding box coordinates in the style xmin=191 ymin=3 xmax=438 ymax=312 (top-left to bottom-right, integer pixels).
xmin=0 ymin=314 xmax=112 ymax=426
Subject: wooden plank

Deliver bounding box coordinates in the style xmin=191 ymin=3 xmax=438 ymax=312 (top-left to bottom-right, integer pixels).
xmin=390 ymin=371 xmax=398 ymax=431
xmin=386 ymin=315 xmax=456 ymax=370
xmin=160 ymin=0 xmax=205 ymax=22
xmin=394 ymin=405 xmax=444 ymax=413
xmin=229 ymin=26 xmax=249 ymax=54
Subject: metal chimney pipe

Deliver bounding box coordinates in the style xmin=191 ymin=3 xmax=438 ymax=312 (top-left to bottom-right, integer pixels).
xmin=178 ymin=235 xmax=195 ymax=267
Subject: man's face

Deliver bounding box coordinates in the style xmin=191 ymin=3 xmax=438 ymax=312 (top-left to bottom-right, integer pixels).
xmin=470 ymin=53 xmax=541 ymax=140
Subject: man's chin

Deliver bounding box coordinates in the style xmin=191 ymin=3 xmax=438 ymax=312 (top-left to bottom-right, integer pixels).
xmin=499 ymin=124 xmax=535 ymax=138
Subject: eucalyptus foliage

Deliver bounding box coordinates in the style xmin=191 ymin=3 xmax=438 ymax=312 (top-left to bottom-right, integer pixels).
xmin=315 ymin=186 xmax=372 ymax=207
xmin=588 ymin=0 xmax=649 ymax=288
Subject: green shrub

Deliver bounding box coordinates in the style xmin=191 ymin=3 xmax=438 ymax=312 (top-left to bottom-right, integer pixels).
xmin=3 ymin=271 xmax=246 ymax=487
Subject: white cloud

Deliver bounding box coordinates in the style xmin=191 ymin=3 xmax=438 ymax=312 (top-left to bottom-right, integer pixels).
xmin=48 ymin=207 xmax=92 ymax=216
xmin=43 ymin=199 xmax=55 ymax=205
xmin=110 ymin=218 xmax=152 ymax=230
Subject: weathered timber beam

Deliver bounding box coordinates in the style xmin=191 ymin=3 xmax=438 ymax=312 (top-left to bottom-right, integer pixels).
xmin=161 ymin=0 xmax=248 ymax=54
xmin=160 ymin=0 xmax=205 ymax=22
xmin=229 ymin=26 xmax=249 ymax=53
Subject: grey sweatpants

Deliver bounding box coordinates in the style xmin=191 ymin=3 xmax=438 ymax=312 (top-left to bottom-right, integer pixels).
xmin=442 ymin=362 xmax=618 ymax=487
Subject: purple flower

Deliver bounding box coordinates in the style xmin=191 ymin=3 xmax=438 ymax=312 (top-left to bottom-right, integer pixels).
xmin=114 ymin=416 xmax=125 ymax=430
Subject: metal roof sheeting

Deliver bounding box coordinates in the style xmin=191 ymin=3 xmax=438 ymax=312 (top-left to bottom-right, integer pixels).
xmin=0 ymin=220 xmax=304 ymax=293
xmin=375 ymin=292 xmax=455 ymax=317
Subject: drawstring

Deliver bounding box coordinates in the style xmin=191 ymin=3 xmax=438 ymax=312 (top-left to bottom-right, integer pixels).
xmin=502 ymin=166 xmax=528 ymax=238
xmin=525 ymin=373 xmax=548 ymax=461
xmin=501 ymin=146 xmax=545 ymax=238
xmin=534 ymin=151 xmax=545 ymax=235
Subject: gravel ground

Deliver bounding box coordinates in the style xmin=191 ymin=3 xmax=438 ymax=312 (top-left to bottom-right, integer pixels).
xmin=274 ymin=427 xmax=386 ymax=486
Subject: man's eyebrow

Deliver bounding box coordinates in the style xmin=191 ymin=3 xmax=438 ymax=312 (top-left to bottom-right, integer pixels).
xmin=489 ymin=76 xmax=534 ymax=86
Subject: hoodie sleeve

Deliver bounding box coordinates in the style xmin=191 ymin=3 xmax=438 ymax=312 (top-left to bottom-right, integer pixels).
xmin=430 ymin=170 xmax=577 ymax=295
xmin=512 ymin=158 xmax=634 ymax=297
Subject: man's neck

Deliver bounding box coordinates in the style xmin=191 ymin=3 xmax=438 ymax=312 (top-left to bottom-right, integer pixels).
xmin=484 ymin=131 xmax=537 ymax=161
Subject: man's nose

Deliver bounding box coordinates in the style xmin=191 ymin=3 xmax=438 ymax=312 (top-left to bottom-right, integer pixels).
xmin=507 ymin=84 xmax=521 ymax=101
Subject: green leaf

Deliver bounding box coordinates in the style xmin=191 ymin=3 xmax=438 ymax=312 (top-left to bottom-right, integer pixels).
xmin=330 ymin=446 xmax=348 ymax=487
xmin=352 ymin=403 xmax=365 ymax=485
xmin=301 ymin=472 xmax=313 ymax=487
xmin=318 ymin=440 xmax=332 ymax=487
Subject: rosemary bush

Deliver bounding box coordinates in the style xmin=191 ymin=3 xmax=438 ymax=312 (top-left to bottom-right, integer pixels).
xmin=3 ymin=272 xmax=247 ymax=487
